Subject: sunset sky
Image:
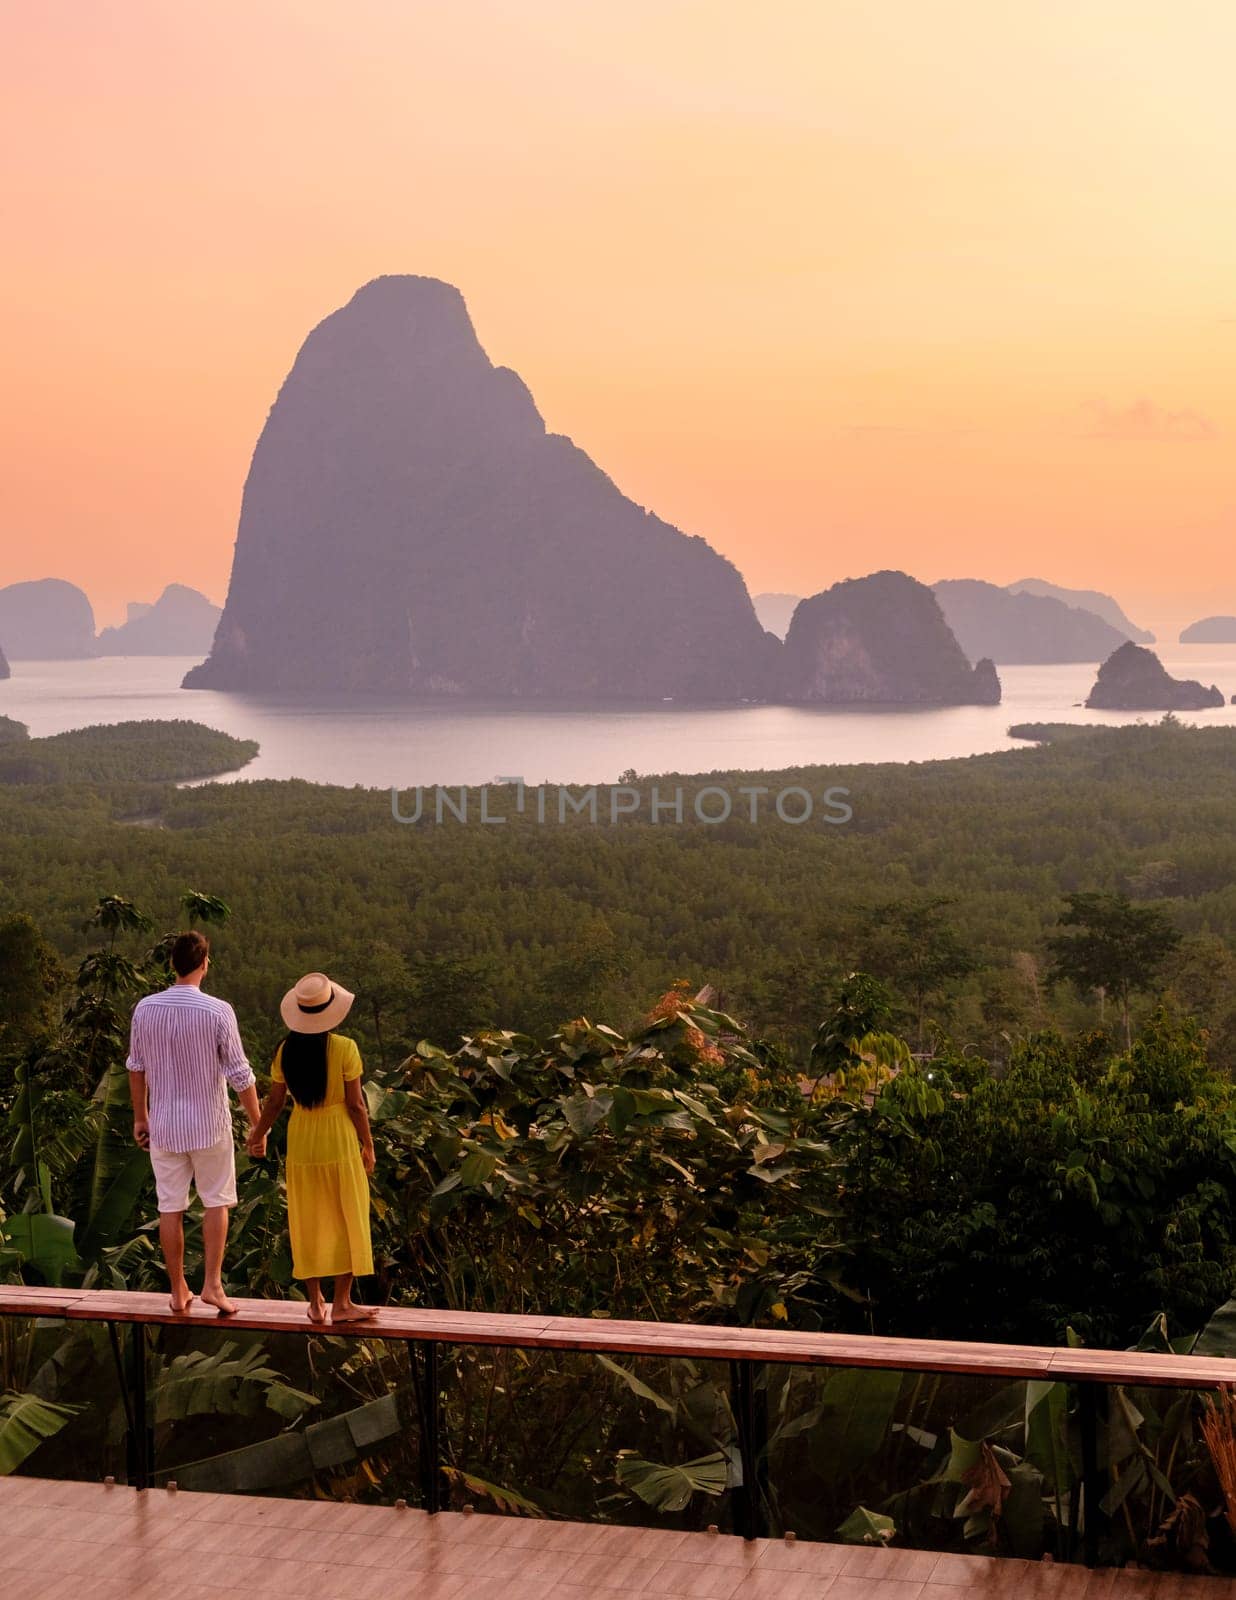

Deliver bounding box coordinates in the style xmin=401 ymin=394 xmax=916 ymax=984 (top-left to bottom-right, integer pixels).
xmin=2 ymin=1 xmax=1233 ymax=635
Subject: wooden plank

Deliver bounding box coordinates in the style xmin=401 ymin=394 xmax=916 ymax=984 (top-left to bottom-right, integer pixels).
xmin=0 ymin=1286 xmax=88 ymax=1317
xmin=1046 ymin=1346 xmax=1236 ymax=1389
xmin=2 ymin=1286 xmax=1235 ymax=1389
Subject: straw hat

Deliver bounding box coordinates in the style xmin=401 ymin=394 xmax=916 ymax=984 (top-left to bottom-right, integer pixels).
xmin=280 ymin=971 xmax=355 ymax=1034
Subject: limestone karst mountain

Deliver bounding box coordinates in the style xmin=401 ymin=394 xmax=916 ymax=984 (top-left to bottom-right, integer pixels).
xmin=0 ymin=643 xmax=8 ymax=680
xmin=1007 ymin=578 xmax=1153 ymax=644
xmin=781 ymin=571 xmax=1001 ymax=705
xmin=933 ymin=578 xmax=1128 ymax=664
xmin=185 ymin=276 xmax=778 ymax=699
xmin=0 ymin=579 xmax=97 ymax=659
xmin=1085 ymin=642 xmax=1223 ymax=710
xmin=97 ymin=584 xmax=221 ymax=656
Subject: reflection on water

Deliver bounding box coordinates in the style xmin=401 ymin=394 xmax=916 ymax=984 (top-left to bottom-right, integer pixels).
xmin=2 ymin=651 xmax=1236 ymax=788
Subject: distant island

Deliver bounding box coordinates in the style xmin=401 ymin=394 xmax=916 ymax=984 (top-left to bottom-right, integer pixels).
xmin=782 ymin=571 xmax=1000 ymax=705
xmin=0 ymin=642 xmax=8 ymax=681
xmin=96 ymin=584 xmax=220 ymax=656
xmin=0 ymin=578 xmax=97 ymax=658
xmin=0 ymin=578 xmax=219 ymax=660
xmin=933 ymin=578 xmax=1128 ymax=664
xmin=1180 ymin=616 xmax=1236 ymax=644
xmin=1007 ymin=578 xmax=1154 ymax=643
xmin=1085 ymin=642 xmax=1224 ymax=710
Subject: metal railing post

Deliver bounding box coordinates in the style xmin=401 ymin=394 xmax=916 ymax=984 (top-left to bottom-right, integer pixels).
xmin=419 ymin=1340 xmax=442 ymax=1514
xmin=729 ymin=1358 xmax=767 ymax=1541
xmin=1078 ymin=1381 xmax=1105 ymax=1568
xmin=128 ymin=1321 xmax=152 ymax=1491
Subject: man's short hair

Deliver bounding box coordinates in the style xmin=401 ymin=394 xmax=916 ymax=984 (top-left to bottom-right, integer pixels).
xmin=171 ymin=931 xmax=210 ymax=977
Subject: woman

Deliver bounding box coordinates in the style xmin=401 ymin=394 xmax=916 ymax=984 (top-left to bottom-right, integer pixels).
xmin=247 ymin=972 xmax=377 ymax=1324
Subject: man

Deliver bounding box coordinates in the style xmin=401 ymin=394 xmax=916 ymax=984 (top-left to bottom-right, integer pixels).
xmin=127 ymin=930 xmax=260 ymax=1315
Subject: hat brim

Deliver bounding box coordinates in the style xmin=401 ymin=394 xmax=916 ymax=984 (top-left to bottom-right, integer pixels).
xmin=280 ymin=981 xmax=355 ymax=1035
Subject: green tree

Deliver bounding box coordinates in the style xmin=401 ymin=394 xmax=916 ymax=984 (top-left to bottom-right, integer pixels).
xmin=854 ymin=898 xmax=977 ymax=1048
xmin=1047 ymin=890 xmax=1181 ymax=1048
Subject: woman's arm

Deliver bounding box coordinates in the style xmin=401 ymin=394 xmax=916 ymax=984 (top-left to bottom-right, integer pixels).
xmin=247 ymin=1081 xmax=288 ymax=1155
xmin=344 ymin=1077 xmax=376 ymax=1174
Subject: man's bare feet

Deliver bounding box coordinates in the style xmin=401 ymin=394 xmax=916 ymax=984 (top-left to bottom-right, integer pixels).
xmin=201 ymin=1285 xmax=237 ymax=1316
xmin=169 ymin=1286 xmax=194 ymax=1315
xmin=332 ymin=1300 xmax=378 ymax=1322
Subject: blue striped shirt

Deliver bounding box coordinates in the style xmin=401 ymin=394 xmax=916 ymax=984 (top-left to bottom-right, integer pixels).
xmin=126 ymin=985 xmax=255 ymax=1154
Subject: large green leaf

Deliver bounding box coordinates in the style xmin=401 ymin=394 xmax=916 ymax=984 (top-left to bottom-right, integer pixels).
xmin=595 ymin=1354 xmax=676 ymax=1417
xmin=169 ymin=1392 xmax=398 ymax=1493
xmin=0 ymin=1211 xmax=79 ymax=1285
xmin=807 ymin=1367 xmax=903 ymax=1486
xmin=836 ymin=1506 xmax=895 ymax=1545
xmin=615 ymin=1449 xmax=728 ymax=1513
xmin=0 ymin=1392 xmax=81 ymax=1474
xmin=153 ymin=1342 xmax=315 ymax=1424
xmin=80 ymin=1057 xmax=151 ymax=1255
xmin=1024 ymin=1380 xmax=1069 ymax=1493
xmin=1194 ymin=1297 xmax=1236 ymax=1356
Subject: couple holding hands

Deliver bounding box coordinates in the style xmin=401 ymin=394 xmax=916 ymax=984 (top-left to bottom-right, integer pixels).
xmin=127 ymin=931 xmax=377 ymax=1325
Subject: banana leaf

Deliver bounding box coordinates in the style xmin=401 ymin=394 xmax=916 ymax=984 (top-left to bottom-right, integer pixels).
xmin=0 ymin=1212 xmax=79 ymax=1285
xmin=153 ymin=1342 xmax=315 ymax=1423
xmin=615 ymin=1449 xmax=728 ymax=1512
xmin=807 ymin=1367 xmax=903 ymax=1487
xmin=836 ymin=1506 xmax=895 ymax=1544
xmin=0 ymin=1392 xmax=82 ymax=1474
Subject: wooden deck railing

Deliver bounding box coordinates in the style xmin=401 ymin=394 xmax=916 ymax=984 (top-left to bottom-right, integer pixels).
xmin=3 ymin=1285 xmax=1235 ymax=1562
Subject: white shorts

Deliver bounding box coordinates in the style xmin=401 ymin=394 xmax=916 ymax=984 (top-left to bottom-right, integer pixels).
xmin=150 ymin=1132 xmax=238 ymax=1213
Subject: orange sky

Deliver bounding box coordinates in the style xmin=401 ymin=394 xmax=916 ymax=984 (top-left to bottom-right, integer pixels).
xmin=1 ymin=1 xmax=1233 ymax=635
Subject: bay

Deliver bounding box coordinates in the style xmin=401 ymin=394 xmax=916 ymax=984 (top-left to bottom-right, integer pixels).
xmin=3 ymin=651 xmax=1236 ymax=788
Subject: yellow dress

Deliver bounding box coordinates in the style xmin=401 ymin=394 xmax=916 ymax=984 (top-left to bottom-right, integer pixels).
xmin=273 ymin=1033 xmax=374 ymax=1281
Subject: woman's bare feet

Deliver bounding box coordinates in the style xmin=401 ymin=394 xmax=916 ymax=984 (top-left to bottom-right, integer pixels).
xmin=332 ymin=1300 xmax=378 ymax=1322
xmin=307 ymin=1296 xmax=328 ymax=1325
xmin=201 ymin=1284 xmax=237 ymax=1316
xmin=169 ymin=1284 xmax=194 ymax=1315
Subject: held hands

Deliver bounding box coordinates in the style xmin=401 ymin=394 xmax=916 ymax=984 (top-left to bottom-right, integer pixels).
xmin=246 ymin=1130 xmax=268 ymax=1159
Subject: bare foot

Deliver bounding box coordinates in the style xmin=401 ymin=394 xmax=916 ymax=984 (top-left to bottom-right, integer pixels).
xmin=307 ymin=1298 xmax=328 ymax=1325
xmin=332 ymin=1300 xmax=378 ymax=1322
xmin=201 ymin=1285 xmax=238 ymax=1316
xmin=169 ymin=1287 xmax=194 ymax=1315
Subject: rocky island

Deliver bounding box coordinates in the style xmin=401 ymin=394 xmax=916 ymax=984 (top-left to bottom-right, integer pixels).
xmin=1179 ymin=616 xmax=1236 ymax=644
xmin=185 ymin=276 xmax=778 ymax=700
xmin=1007 ymin=578 xmax=1154 ymax=643
xmin=0 ymin=579 xmax=97 ymax=659
xmin=933 ymin=578 xmax=1129 ymax=664
xmin=1084 ymin=642 xmax=1224 ymax=710
xmin=781 ymin=571 xmax=1001 ymax=705
xmin=97 ymin=584 xmax=220 ymax=656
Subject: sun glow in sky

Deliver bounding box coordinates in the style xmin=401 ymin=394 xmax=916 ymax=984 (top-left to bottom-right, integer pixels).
xmin=2 ymin=0 xmax=1233 ymax=633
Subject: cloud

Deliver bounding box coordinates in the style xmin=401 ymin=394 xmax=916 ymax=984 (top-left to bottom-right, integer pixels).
xmin=1082 ymin=399 xmax=1219 ymax=442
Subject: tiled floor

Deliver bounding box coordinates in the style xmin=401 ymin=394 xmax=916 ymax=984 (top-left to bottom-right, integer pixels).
xmin=0 ymin=1477 xmax=1226 ymax=1600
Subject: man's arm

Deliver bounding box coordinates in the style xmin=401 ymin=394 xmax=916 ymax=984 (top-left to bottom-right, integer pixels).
xmin=126 ymin=1007 xmax=150 ymax=1149
xmin=217 ymin=1003 xmax=259 ymax=1125
xmin=128 ymin=1067 xmax=150 ymax=1149
xmin=247 ymin=1082 xmax=288 ymax=1157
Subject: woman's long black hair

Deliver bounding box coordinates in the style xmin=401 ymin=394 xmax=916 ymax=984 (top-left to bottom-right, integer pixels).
xmin=280 ymin=1029 xmax=330 ymax=1108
